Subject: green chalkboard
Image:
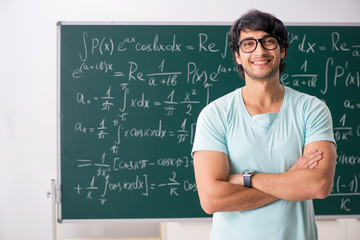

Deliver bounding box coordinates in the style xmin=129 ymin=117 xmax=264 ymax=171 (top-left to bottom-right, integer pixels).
xmin=58 ymin=23 xmax=360 ymax=220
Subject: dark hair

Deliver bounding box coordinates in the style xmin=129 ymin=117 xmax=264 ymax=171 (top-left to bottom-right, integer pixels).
xmin=229 ymin=9 xmax=289 ymax=79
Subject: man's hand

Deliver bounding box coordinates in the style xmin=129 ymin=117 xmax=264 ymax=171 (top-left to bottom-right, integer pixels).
xmin=289 ymin=150 xmax=323 ymax=172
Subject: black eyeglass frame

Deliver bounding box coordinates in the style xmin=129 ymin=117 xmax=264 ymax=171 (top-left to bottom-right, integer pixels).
xmin=238 ymin=35 xmax=279 ymax=53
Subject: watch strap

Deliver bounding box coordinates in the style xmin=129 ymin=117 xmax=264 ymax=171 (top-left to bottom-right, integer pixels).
xmin=243 ymin=174 xmax=252 ymax=188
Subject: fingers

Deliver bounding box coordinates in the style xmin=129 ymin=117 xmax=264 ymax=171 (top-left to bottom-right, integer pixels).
xmin=308 ymin=161 xmax=319 ymax=169
xmin=303 ymin=150 xmax=323 ymax=168
xmin=289 ymin=150 xmax=323 ymax=171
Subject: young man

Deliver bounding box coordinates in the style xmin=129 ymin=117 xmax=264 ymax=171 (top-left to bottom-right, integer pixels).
xmin=192 ymin=10 xmax=336 ymax=240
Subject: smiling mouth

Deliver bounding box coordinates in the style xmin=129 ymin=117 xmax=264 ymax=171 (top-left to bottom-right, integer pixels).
xmin=252 ymin=60 xmax=270 ymax=65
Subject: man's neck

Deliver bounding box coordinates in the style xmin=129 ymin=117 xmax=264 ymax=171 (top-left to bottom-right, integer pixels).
xmin=242 ymin=78 xmax=284 ymax=116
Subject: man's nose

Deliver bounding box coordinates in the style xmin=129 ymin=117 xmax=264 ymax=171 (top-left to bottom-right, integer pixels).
xmin=254 ymin=41 xmax=267 ymax=53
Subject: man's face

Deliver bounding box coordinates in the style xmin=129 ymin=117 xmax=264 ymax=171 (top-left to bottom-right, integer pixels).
xmin=235 ymin=29 xmax=285 ymax=82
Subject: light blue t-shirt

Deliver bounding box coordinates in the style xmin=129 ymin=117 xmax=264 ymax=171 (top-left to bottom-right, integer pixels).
xmin=192 ymin=86 xmax=335 ymax=240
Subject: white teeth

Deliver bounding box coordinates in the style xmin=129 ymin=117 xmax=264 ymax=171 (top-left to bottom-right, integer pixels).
xmin=253 ymin=61 xmax=268 ymax=65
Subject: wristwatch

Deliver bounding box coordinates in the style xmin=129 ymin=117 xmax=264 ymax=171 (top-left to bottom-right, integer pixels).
xmin=242 ymin=169 xmax=255 ymax=188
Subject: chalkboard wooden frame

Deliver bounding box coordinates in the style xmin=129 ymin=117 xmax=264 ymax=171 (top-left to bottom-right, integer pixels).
xmin=57 ymin=22 xmax=360 ymax=222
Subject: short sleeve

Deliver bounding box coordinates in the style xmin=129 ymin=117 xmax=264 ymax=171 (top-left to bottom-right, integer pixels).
xmin=191 ymin=102 xmax=228 ymax=157
xmin=304 ymin=97 xmax=336 ymax=146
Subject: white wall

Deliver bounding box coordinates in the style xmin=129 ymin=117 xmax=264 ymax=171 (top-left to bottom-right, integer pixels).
xmin=0 ymin=0 xmax=359 ymax=240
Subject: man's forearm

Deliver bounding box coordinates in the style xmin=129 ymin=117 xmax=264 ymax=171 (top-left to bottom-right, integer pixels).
xmin=251 ymin=169 xmax=331 ymax=201
xmin=194 ymin=142 xmax=334 ymax=214
xmin=251 ymin=171 xmax=319 ymax=201
xmin=228 ymin=169 xmax=328 ymax=202
xmin=251 ymin=142 xmax=336 ymax=201
xmin=194 ymin=150 xmax=278 ymax=214
xmin=201 ymin=179 xmax=278 ymax=213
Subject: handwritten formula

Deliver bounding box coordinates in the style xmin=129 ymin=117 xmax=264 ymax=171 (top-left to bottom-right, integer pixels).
xmin=59 ymin=25 xmax=360 ymax=219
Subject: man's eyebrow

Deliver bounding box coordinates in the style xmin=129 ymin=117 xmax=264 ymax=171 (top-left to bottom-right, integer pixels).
xmin=239 ymin=34 xmax=273 ymax=41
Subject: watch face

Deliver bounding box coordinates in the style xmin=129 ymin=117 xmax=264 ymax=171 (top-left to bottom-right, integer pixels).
xmin=243 ymin=169 xmax=254 ymax=174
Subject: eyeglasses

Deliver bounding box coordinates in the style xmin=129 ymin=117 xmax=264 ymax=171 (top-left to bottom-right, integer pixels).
xmin=238 ymin=36 xmax=279 ymax=53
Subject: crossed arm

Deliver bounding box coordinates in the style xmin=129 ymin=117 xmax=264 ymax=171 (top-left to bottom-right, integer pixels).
xmin=193 ymin=140 xmax=336 ymax=214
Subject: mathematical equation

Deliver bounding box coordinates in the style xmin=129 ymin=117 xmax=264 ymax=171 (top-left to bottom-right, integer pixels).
xmin=73 ymin=155 xmax=197 ymax=205
xmin=60 ymin=25 xmax=360 ymax=216
xmin=328 ymin=174 xmax=360 ymax=212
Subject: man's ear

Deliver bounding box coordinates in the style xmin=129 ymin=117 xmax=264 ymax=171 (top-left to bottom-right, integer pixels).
xmin=235 ymin=51 xmax=242 ymax=65
xmin=280 ymin=47 xmax=286 ymax=59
